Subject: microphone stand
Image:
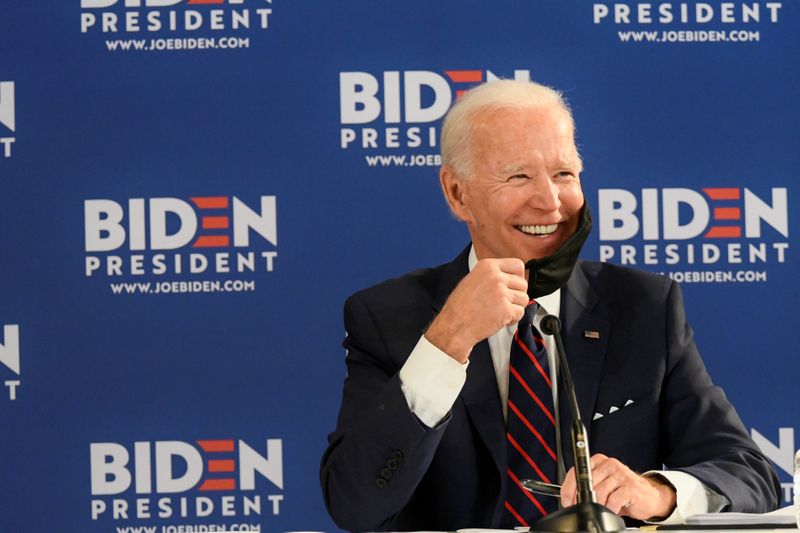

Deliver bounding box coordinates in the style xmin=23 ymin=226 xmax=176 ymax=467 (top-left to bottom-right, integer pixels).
xmin=529 ymin=315 xmax=625 ymax=533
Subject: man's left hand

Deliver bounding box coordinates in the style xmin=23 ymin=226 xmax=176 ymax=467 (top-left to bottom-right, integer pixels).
xmin=560 ymin=453 xmax=677 ymax=521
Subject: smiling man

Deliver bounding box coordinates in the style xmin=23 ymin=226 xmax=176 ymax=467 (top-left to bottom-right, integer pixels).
xmin=320 ymin=80 xmax=779 ymax=532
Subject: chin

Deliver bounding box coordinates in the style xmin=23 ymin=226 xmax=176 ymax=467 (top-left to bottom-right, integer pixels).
xmin=522 ymin=239 xmax=564 ymax=259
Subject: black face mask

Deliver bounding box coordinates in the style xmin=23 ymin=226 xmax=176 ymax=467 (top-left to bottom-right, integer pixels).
xmin=525 ymin=202 xmax=593 ymax=299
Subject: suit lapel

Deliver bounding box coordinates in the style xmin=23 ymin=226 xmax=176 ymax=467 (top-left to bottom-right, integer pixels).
xmin=559 ymin=263 xmax=610 ymax=465
xmin=460 ymin=340 xmax=507 ymax=477
xmin=433 ymin=246 xmax=507 ymax=489
xmin=431 ymin=245 xmax=471 ymax=314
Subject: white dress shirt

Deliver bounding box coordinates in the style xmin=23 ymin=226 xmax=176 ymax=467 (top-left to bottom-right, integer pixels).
xmin=398 ymin=246 xmax=727 ymax=524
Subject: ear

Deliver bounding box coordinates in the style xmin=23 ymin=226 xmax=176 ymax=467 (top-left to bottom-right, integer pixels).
xmin=439 ymin=166 xmax=472 ymax=223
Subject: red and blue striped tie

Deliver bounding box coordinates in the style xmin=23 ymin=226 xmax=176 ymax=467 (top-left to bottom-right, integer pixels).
xmin=503 ymin=300 xmax=558 ymax=528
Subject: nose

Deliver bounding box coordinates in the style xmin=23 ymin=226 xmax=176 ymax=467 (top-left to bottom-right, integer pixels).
xmin=527 ymin=176 xmax=561 ymax=212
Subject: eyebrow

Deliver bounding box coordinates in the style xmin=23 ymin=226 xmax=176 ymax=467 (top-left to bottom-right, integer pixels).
xmin=499 ymin=159 xmax=581 ymax=175
xmin=499 ymin=163 xmax=529 ymax=175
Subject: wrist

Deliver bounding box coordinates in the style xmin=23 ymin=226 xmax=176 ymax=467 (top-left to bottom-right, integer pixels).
xmin=425 ymin=317 xmax=474 ymax=363
xmin=645 ymin=474 xmax=677 ymax=520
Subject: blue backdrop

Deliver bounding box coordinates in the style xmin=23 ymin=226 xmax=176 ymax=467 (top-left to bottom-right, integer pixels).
xmin=1 ymin=2 xmax=798 ymax=531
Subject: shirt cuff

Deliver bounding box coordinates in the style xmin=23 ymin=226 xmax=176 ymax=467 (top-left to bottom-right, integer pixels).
xmin=399 ymin=335 xmax=468 ymax=428
xmin=643 ymin=470 xmax=730 ymax=525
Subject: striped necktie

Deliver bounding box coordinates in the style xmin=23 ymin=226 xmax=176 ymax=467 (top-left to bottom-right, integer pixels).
xmin=503 ymin=300 xmax=558 ymax=528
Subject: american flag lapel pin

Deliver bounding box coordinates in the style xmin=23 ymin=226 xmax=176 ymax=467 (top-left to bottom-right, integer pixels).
xmin=584 ymin=330 xmax=600 ymax=339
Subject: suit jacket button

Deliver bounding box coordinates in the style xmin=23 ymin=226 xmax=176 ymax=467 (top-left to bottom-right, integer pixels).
xmin=387 ymin=458 xmax=399 ymax=470
xmin=391 ymin=449 xmax=403 ymax=461
xmin=376 ymin=478 xmax=388 ymax=489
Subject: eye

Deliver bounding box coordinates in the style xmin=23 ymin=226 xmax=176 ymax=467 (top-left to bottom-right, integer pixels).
xmin=508 ymin=174 xmax=529 ymax=181
xmin=554 ymin=171 xmax=576 ymax=181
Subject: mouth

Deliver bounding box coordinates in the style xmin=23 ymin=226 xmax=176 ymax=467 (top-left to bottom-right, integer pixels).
xmin=515 ymin=223 xmax=558 ymax=236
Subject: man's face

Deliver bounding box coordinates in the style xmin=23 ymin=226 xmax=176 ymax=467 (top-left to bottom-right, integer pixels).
xmin=444 ymin=105 xmax=584 ymax=262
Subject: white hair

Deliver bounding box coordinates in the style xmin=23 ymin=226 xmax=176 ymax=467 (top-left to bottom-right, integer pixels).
xmin=440 ymin=79 xmax=576 ymax=179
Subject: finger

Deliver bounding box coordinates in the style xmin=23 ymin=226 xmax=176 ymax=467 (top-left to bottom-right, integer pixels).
xmin=592 ymin=472 xmax=623 ymax=508
xmin=589 ymin=455 xmax=619 ymax=488
xmin=605 ymin=486 xmax=633 ymax=516
xmin=561 ymin=467 xmax=577 ymax=508
xmin=504 ymin=272 xmax=528 ymax=293
xmin=589 ymin=457 xmax=626 ymax=506
xmin=496 ymin=257 xmax=525 ymax=276
xmin=507 ymin=288 xmax=530 ymax=307
xmin=505 ymin=304 xmax=525 ymax=327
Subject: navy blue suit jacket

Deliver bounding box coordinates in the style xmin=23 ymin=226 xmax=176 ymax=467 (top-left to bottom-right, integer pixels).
xmin=320 ymin=247 xmax=780 ymax=531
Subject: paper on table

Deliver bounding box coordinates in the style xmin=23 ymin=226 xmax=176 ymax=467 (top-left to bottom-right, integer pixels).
xmin=456 ymin=527 xmax=530 ymax=533
xmin=685 ymin=505 xmax=796 ymax=526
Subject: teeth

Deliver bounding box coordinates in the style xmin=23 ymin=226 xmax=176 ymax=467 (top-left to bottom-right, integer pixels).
xmin=517 ymin=224 xmax=558 ymax=235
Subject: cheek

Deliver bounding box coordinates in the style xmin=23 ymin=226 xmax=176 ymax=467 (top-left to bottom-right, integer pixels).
xmin=492 ymin=188 xmax=529 ymax=217
xmin=560 ymin=185 xmax=584 ymax=216
xmin=473 ymin=193 xmax=513 ymax=226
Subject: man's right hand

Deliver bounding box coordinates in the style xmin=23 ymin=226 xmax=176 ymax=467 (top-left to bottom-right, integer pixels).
xmin=425 ymin=258 xmax=529 ymax=363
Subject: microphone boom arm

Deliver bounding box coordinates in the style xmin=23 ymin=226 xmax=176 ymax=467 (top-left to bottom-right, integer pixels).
xmin=541 ymin=315 xmax=596 ymax=506
xmin=533 ymin=314 xmax=625 ymax=533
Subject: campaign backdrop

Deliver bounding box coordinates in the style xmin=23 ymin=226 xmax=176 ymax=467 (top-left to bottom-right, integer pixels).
xmin=1 ymin=2 xmax=798 ymax=532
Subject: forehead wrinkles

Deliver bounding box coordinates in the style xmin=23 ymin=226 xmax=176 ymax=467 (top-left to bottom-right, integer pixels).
xmin=469 ymin=108 xmax=579 ymax=174
xmin=553 ymin=132 xmax=581 ymax=168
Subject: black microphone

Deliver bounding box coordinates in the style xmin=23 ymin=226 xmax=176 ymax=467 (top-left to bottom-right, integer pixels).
xmin=529 ymin=314 xmax=625 ymax=533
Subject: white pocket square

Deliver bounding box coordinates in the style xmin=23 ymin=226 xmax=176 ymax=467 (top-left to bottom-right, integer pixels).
xmin=593 ymin=399 xmax=635 ymax=420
